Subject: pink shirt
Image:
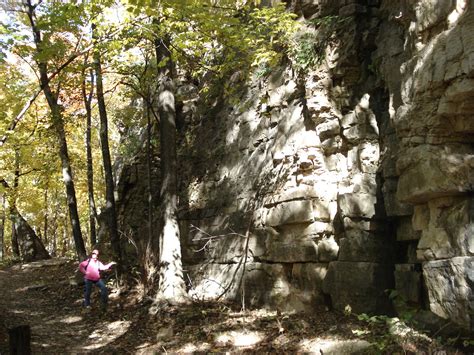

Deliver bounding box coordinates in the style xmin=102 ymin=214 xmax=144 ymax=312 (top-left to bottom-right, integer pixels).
xmin=79 ymin=258 xmax=113 ymax=281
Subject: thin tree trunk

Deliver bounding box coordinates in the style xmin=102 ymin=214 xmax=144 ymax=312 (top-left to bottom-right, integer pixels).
xmin=62 ymin=213 xmax=68 ymax=256
xmin=153 ymin=33 xmax=188 ymax=306
xmin=10 ymin=150 xmax=20 ymax=257
xmin=146 ymin=106 xmax=153 ymax=250
xmin=0 ymin=193 xmax=5 ymax=261
xmin=25 ymin=0 xmax=87 ymax=261
xmin=82 ymin=64 xmax=98 ymax=247
xmin=51 ymin=207 xmax=58 ymax=257
xmin=92 ymin=24 xmax=121 ymax=264
xmin=141 ymin=105 xmax=157 ymax=292
xmin=11 ymin=213 xmax=19 ymax=257
xmin=42 ymin=187 xmax=48 ymax=246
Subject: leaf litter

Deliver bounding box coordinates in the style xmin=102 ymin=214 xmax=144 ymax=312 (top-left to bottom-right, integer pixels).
xmin=0 ymin=259 xmax=470 ymax=354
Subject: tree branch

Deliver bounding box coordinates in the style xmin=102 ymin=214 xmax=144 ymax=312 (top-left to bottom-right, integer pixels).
xmin=0 ymin=45 xmax=93 ymax=147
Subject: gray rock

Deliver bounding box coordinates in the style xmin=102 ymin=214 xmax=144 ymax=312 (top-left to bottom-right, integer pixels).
xmin=262 ymin=236 xmax=318 ymax=263
xmin=265 ymin=200 xmax=314 ymax=226
xmin=394 ymin=264 xmax=422 ymax=304
xmin=396 ymin=217 xmax=421 ymax=242
xmin=382 ymin=178 xmax=414 ymax=217
xmin=397 ymin=145 xmax=474 ymax=204
xmin=338 ymin=231 xmax=394 ymax=263
xmin=423 ymin=256 xmax=474 ymax=332
xmin=323 ymin=261 xmax=394 ymax=314
xmin=417 ymin=196 xmax=473 ymax=261
xmin=338 ymin=192 xmax=377 ymax=218
xmin=317 ymin=235 xmax=340 ymax=262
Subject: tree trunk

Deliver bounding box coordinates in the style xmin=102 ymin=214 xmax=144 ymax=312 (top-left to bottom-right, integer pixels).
xmin=147 ymin=107 xmax=153 ymax=258
xmin=51 ymin=208 xmax=58 ymax=257
xmin=10 ymin=151 xmax=20 ymax=257
xmin=0 ymin=193 xmax=5 ymax=261
xmin=1 ymin=179 xmax=50 ymax=261
xmin=62 ymin=213 xmax=68 ymax=256
xmin=25 ymin=0 xmax=87 ymax=261
xmin=139 ymin=105 xmax=158 ymax=293
xmin=9 ymin=325 xmax=31 ymax=355
xmin=153 ymin=34 xmax=188 ymax=306
xmin=92 ymin=24 xmax=121 ymax=264
xmin=82 ymin=65 xmax=98 ymax=247
xmin=42 ymin=187 xmax=48 ymax=246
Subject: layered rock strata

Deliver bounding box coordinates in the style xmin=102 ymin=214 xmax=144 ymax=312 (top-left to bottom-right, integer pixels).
xmin=116 ymin=0 xmax=474 ymax=333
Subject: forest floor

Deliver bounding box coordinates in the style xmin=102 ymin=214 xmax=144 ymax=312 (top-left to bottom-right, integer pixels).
xmin=0 ymin=258 xmax=471 ymax=354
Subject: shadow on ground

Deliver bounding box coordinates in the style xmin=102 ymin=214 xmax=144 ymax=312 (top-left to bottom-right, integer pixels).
xmin=0 ymin=259 xmax=470 ymax=354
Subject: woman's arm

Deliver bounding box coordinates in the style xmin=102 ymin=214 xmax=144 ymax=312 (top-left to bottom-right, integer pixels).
xmin=99 ymin=261 xmax=116 ymax=271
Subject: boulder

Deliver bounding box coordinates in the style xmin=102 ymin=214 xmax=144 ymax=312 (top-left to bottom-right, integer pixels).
xmin=416 ymin=196 xmax=473 ymax=261
xmin=397 ymin=145 xmax=474 ymax=204
xmin=423 ymin=256 xmax=474 ymax=332
xmin=290 ymin=263 xmax=328 ymax=310
xmin=323 ymin=261 xmax=394 ymax=314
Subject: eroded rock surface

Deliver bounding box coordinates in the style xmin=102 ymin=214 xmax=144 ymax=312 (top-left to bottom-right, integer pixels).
xmin=116 ymin=0 xmax=474 ymax=333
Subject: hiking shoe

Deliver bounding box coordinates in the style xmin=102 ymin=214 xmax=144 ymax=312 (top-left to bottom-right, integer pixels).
xmin=82 ymin=306 xmax=92 ymax=314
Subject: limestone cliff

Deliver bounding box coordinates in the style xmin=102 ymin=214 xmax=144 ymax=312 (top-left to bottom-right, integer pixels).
xmin=116 ymin=0 xmax=474 ymax=333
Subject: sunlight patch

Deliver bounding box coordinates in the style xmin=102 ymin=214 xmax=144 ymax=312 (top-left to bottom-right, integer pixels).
xmin=176 ymin=342 xmax=211 ymax=353
xmin=83 ymin=320 xmax=131 ymax=350
xmin=299 ymin=337 xmax=372 ymax=353
xmin=215 ymin=330 xmax=263 ymax=348
xmin=11 ymin=309 xmax=25 ymax=314
xmin=60 ymin=315 xmax=83 ymax=324
xmin=135 ymin=342 xmax=152 ymax=350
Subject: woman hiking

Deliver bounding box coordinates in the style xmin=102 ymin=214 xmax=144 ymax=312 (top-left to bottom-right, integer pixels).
xmin=78 ymin=249 xmax=116 ymax=311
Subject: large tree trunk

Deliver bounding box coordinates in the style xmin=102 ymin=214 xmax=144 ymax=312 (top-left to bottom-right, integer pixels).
xmin=25 ymin=0 xmax=87 ymax=261
xmin=153 ymin=35 xmax=188 ymax=306
xmin=92 ymin=24 xmax=121 ymax=263
xmin=82 ymin=65 xmax=98 ymax=247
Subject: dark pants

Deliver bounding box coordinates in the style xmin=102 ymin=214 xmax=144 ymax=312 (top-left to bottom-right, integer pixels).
xmin=84 ymin=279 xmax=108 ymax=307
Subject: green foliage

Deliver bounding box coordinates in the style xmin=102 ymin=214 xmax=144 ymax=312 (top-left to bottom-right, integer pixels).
xmin=255 ymin=63 xmax=272 ymax=78
xmin=0 ymin=0 xmax=304 ymax=259
xmin=139 ymin=2 xmax=299 ymax=100
xmin=288 ymin=15 xmax=351 ymax=71
xmin=0 ymin=256 xmax=20 ymax=268
xmin=462 ymin=338 xmax=474 ymax=348
xmin=290 ymin=32 xmax=319 ymax=70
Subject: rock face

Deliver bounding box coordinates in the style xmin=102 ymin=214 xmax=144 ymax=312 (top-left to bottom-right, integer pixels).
xmin=116 ymin=0 xmax=474 ymax=333
xmin=11 ymin=209 xmax=50 ymax=262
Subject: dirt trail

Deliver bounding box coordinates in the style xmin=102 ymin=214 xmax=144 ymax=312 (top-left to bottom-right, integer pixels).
xmin=0 ymin=258 xmax=469 ymax=354
xmin=0 ymin=259 xmax=134 ymax=354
